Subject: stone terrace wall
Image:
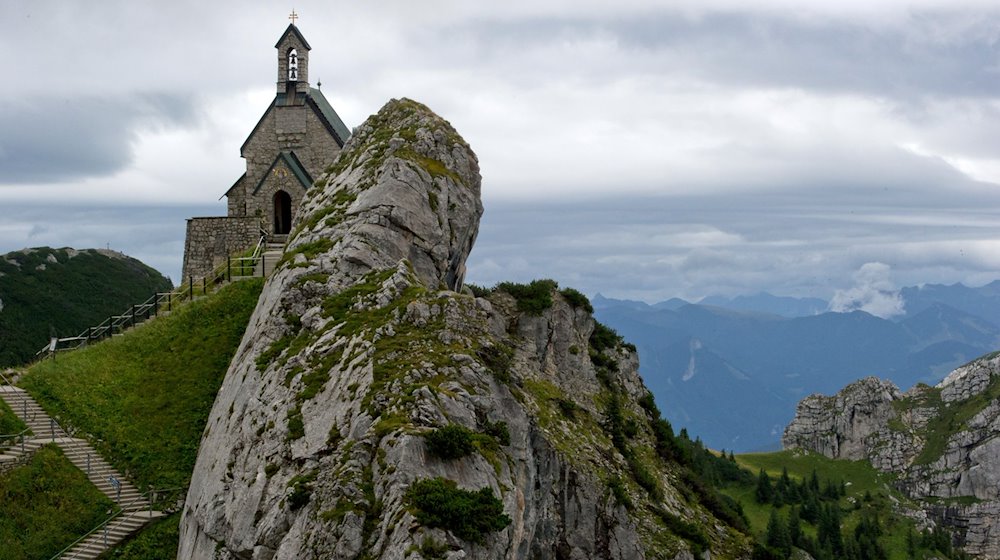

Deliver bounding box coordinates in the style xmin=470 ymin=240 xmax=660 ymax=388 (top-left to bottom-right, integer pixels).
xmin=181 ymin=217 xmax=260 ymax=281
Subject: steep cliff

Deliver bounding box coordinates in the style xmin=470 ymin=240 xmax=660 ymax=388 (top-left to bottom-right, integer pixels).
xmin=178 ymin=99 xmax=751 ymax=559
xmin=784 ymin=353 xmax=1000 ymax=558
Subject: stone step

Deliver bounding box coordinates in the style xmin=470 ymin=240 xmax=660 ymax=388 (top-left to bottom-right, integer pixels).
xmin=253 ymin=250 xmax=285 ymax=277
xmin=0 ymin=386 xmax=162 ymax=540
xmin=61 ymin=510 xmax=166 ymax=560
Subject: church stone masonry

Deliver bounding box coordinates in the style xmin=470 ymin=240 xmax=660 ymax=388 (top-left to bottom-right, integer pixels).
xmin=181 ymin=22 xmax=351 ymax=280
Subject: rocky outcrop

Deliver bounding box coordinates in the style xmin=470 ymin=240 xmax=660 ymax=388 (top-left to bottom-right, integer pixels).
xmin=783 ymin=353 xmax=1000 ymax=558
xmin=781 ymin=377 xmax=906 ymax=469
xmin=178 ymin=99 xmax=750 ymax=559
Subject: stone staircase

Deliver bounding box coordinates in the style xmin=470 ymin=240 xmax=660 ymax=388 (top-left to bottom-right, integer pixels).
xmin=0 ymin=384 xmax=165 ymax=558
xmin=62 ymin=509 xmax=165 ymax=560
xmin=255 ymin=233 xmax=287 ymax=277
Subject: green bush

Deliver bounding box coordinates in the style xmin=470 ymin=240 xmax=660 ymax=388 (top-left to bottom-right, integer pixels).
xmin=628 ymin=455 xmax=661 ymax=500
xmin=481 ymin=420 xmax=511 ymax=447
xmin=424 ymin=424 xmax=476 ymax=459
xmin=407 ymin=477 xmax=511 ymax=543
xmin=589 ymin=321 xmax=622 ymax=354
xmin=287 ymin=405 xmax=305 ymax=441
xmin=608 ymin=476 xmax=632 ymax=509
xmin=559 ymin=287 xmax=594 ymax=313
xmin=465 ymin=283 xmax=492 ymax=298
xmin=655 ymin=507 xmax=710 ymax=556
xmin=287 ymin=472 xmax=317 ymax=511
xmin=557 ymin=398 xmax=578 ymax=418
xmin=494 ymin=279 xmax=558 ymax=315
xmin=638 ymin=391 xmax=659 ymax=417
xmin=477 ymin=344 xmax=513 ymax=383
xmin=417 ymin=536 xmax=449 ymax=559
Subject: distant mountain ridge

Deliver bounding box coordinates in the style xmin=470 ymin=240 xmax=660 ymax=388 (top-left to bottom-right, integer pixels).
xmin=594 ymin=281 xmax=1000 ymax=452
xmin=0 ymin=247 xmax=172 ymax=367
xmin=698 ymin=292 xmax=828 ymax=318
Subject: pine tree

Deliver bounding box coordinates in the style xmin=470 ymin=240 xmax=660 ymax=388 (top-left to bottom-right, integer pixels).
xmin=787 ymin=506 xmax=802 ymax=548
xmin=800 ymin=492 xmax=820 ymax=524
xmin=756 ymin=469 xmax=774 ymax=504
xmin=818 ymin=503 xmax=843 ymax=556
xmin=766 ymin=509 xmax=791 ymax=558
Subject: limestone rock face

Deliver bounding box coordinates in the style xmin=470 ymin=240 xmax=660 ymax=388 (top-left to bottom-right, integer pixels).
xmin=178 ymin=99 xmax=749 ymax=560
xmin=782 ymin=377 xmax=904 ymax=467
xmin=783 ymin=354 xmax=1000 ymax=558
xmin=290 ymin=98 xmax=483 ymax=293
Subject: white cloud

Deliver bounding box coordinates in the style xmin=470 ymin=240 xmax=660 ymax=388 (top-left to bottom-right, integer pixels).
xmin=829 ymin=262 xmax=906 ymax=318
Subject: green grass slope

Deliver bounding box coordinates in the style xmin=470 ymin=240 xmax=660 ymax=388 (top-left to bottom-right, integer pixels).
xmin=20 ymin=279 xmax=263 ymax=491
xmin=0 ymin=396 xmax=28 ymax=435
xmin=0 ymin=444 xmax=114 ymax=560
xmin=723 ymin=450 xmax=968 ymax=560
xmin=0 ymin=247 xmax=173 ymax=367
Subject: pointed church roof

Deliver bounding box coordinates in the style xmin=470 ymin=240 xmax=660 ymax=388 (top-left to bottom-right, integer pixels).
xmin=239 ymin=89 xmax=350 ymax=155
xmin=275 ymin=24 xmax=311 ymax=50
xmin=221 ymin=172 xmax=246 ymax=200
xmin=307 ymin=88 xmax=351 ymax=146
xmin=253 ymin=151 xmax=314 ymax=195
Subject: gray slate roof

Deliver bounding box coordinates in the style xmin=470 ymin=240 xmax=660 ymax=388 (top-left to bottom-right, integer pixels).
xmin=307 ymin=88 xmax=351 ymax=147
xmin=274 ymin=24 xmax=311 ymax=50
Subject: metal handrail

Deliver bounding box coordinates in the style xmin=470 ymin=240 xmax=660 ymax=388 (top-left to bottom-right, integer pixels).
xmin=0 ymin=365 xmax=184 ymax=559
xmin=0 ymin=428 xmax=31 ymax=457
xmin=48 ymin=485 xmax=188 ymax=559
xmin=34 ymin=234 xmax=273 ymax=359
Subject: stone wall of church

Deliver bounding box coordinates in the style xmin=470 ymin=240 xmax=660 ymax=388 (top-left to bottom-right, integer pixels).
xmin=181 ymin=216 xmax=261 ymax=281
xmin=299 ymin=101 xmax=343 ymax=176
xmin=238 ymin=102 xmax=341 ymax=232
xmin=227 ymin=177 xmax=248 ymax=217
xmin=242 ymin=103 xmax=342 ymax=191
xmin=246 ymin=163 xmax=304 ymax=235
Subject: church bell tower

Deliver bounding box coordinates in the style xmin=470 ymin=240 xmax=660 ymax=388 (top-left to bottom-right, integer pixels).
xmin=275 ymin=12 xmax=310 ymax=98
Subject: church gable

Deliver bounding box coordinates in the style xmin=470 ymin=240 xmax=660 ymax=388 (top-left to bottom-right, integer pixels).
xmin=274 ymin=23 xmax=311 ymax=51
xmin=253 ymin=152 xmax=313 ymax=195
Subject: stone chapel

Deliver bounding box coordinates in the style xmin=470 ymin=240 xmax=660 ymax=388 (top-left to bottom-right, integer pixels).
xmin=181 ymin=22 xmax=350 ymax=280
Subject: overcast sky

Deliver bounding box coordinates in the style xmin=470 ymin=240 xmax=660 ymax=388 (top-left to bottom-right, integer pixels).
xmin=2 ymin=1 xmax=1000 ymax=308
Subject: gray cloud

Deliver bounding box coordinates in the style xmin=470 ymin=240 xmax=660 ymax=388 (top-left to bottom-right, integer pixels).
xmin=0 ymin=94 xmax=198 ymax=184
xmin=466 ymin=192 xmax=1000 ymax=302
xmin=1 ymin=1 xmax=1000 ymax=304
xmin=0 ymin=203 xmax=220 ymax=283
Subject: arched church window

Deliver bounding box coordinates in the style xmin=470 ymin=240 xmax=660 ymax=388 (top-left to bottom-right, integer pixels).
xmin=288 ymin=48 xmax=299 ymax=81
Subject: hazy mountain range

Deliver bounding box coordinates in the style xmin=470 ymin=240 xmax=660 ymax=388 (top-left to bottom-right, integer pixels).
xmin=593 ymin=281 xmax=1000 ymax=452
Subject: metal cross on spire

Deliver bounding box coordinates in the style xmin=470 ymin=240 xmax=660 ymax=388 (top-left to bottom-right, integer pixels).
xmin=288 ymin=9 xmax=298 ymax=25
